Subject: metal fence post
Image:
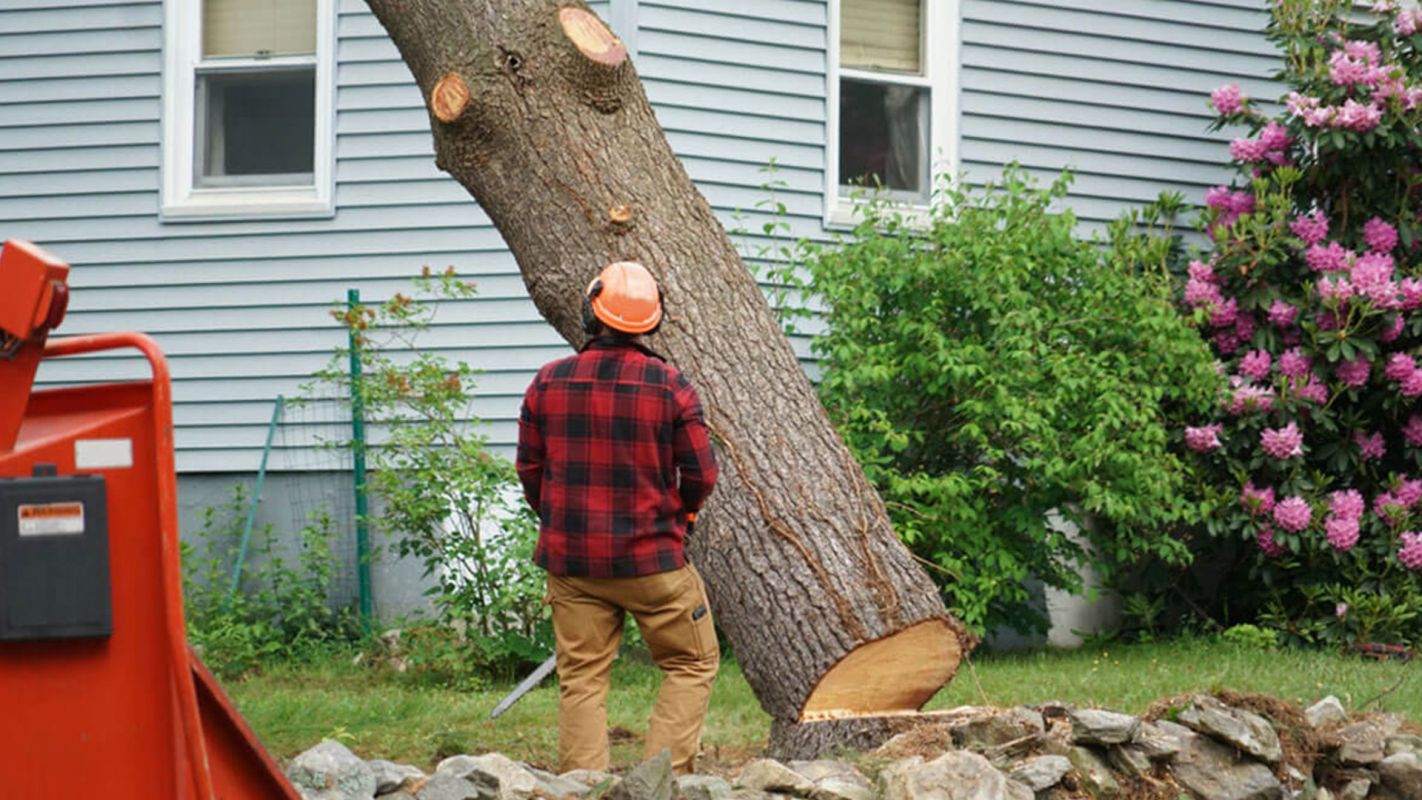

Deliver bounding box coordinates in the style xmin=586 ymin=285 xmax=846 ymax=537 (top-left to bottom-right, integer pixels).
xmin=348 ymin=289 xmax=373 ymax=632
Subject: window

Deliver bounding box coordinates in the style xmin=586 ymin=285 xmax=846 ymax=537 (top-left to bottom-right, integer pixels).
xmin=163 ymin=0 xmax=335 ymax=219
xmin=827 ymin=0 xmax=958 ymax=224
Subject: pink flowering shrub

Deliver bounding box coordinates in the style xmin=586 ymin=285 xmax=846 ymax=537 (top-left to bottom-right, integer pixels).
xmin=1167 ymin=0 xmax=1422 ymax=646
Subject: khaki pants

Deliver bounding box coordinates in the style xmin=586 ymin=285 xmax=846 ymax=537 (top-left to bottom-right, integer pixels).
xmin=547 ymin=564 xmax=720 ymax=775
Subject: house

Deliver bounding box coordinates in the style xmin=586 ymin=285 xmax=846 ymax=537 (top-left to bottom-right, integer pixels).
xmin=0 ymin=0 xmax=1277 ymax=614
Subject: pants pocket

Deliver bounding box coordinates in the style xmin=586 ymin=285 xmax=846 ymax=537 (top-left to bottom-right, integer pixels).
xmin=685 ymin=567 xmax=718 ymax=660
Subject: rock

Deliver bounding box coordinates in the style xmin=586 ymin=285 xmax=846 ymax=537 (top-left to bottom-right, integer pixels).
xmin=953 ymin=708 xmax=1046 ymax=750
xmin=286 ymin=740 xmax=379 ymax=800
xmin=563 ymin=771 xmax=616 ymax=789
xmin=1177 ymin=696 xmax=1283 ymax=764
xmin=437 ymin=754 xmax=537 ymax=800
xmin=785 ymin=761 xmax=873 ymax=800
xmin=527 ymin=768 xmax=589 ymax=798
xmin=1134 ymin=723 xmax=1184 ymax=762
xmin=736 ymin=759 xmax=816 ymax=796
xmin=1378 ymin=752 xmax=1422 ymax=798
xmin=1008 ymin=755 xmax=1072 ymax=792
xmin=369 ymin=761 xmax=426 ymax=795
xmin=1336 ymin=779 xmax=1370 ymax=800
xmin=1037 ymin=701 xmax=1076 ymax=720
xmin=1316 ymin=789 xmax=1334 ymax=800
xmin=1107 ymin=745 xmax=1152 ymax=778
xmin=1067 ymin=747 xmax=1120 ymax=800
xmin=1305 ymin=697 xmax=1349 ymax=729
xmin=1336 ymin=719 xmax=1401 ymax=766
xmin=1169 ymin=732 xmax=1283 ymax=800
xmin=1069 ymin=709 xmax=1140 ymax=746
xmin=608 ymin=750 xmax=674 ymax=800
xmin=811 ymin=778 xmax=876 ymax=800
xmin=786 ymin=761 xmax=869 ymax=786
xmin=418 ymin=773 xmax=480 ymax=800
xmin=676 ymin=775 xmax=734 ymax=800
xmin=1388 ymin=735 xmax=1422 ymax=759
xmin=879 ymin=751 xmax=1032 ymax=800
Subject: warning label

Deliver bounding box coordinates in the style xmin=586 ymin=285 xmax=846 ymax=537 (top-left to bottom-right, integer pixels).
xmin=17 ymin=502 xmax=86 ymax=537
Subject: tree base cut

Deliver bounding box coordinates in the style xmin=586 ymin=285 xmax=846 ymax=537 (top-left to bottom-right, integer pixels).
xmin=800 ymin=618 xmax=964 ymax=721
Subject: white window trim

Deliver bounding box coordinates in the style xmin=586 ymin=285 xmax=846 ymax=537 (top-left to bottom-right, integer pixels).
xmin=161 ymin=0 xmax=337 ymax=222
xmin=825 ymin=0 xmax=961 ymax=229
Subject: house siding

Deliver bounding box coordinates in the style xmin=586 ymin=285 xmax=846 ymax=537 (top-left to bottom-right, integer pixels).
xmin=0 ymin=0 xmax=1272 ymax=473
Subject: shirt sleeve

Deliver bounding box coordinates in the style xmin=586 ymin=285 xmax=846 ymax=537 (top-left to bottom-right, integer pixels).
xmin=515 ymin=374 xmax=545 ymax=510
xmin=671 ymin=373 xmax=718 ymax=513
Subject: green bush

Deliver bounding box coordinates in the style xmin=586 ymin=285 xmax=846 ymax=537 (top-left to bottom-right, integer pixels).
xmin=768 ymin=167 xmax=1221 ymax=634
xmin=315 ymin=270 xmax=552 ymax=680
xmin=183 ymin=486 xmax=360 ymax=679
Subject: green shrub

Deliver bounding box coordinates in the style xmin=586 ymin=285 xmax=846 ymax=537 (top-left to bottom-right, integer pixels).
xmin=314 ymin=270 xmax=552 ymax=680
xmin=183 ymin=486 xmax=360 ymax=679
xmin=1220 ymin=623 xmax=1280 ymax=649
xmin=768 ymin=167 xmax=1221 ymax=634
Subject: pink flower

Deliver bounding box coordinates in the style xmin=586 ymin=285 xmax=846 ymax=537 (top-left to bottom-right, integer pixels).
xmin=1317 ymin=311 xmax=1344 ymax=331
xmin=1187 ymin=260 xmax=1219 ymax=283
xmin=1235 ymin=313 xmax=1256 ymax=343
xmin=1257 ymin=524 xmax=1286 ymax=558
xmin=1376 ymin=492 xmax=1406 ymax=526
xmin=1318 ymin=276 xmax=1356 ymax=304
xmin=1401 ymin=371 xmax=1422 ymax=398
xmin=1230 ymin=137 xmax=1271 ymax=163
xmin=1185 ymin=278 xmax=1225 ymax=310
xmin=1212 ymin=297 xmax=1240 ymax=328
xmin=1306 ymin=241 xmax=1352 ymax=272
xmin=1336 ymin=357 xmax=1371 ymax=387
xmin=1335 ymin=98 xmax=1383 ymax=131
xmin=1355 ymin=430 xmax=1387 ymax=461
xmin=1381 ymin=315 xmax=1406 ymax=343
xmin=1364 ymin=217 xmax=1399 ymax=253
xmin=1398 ymin=8 xmax=1422 ymax=36
xmin=1351 ymin=252 xmax=1398 ymax=308
xmin=1239 ymin=349 xmax=1272 ymax=380
xmin=1211 ymin=83 xmax=1245 ymax=115
xmin=1268 ymin=300 xmax=1299 ymax=328
xmin=1399 ymin=278 xmax=1422 ymax=310
xmin=1331 ymin=489 xmax=1366 ymax=520
xmin=1296 ymin=374 xmax=1329 ymax=404
xmin=1326 ymin=515 xmax=1361 ymax=551
xmin=1404 ymin=414 xmax=1422 ymax=446
xmin=1278 ymin=347 xmax=1312 ymax=379
xmin=1228 ymin=383 xmax=1275 ymax=414
xmin=1259 ymin=121 xmax=1292 ymax=151
xmin=1399 ymin=532 xmax=1422 ymax=570
xmin=1229 ymin=191 xmax=1256 ymax=215
xmin=1336 ymin=602 xmax=1350 ymax=618
xmin=1397 ymin=478 xmax=1422 ymax=508
xmin=1215 ymin=331 xmax=1242 ymax=356
xmin=1185 ymin=424 xmax=1223 ymax=453
xmin=1242 ymin=482 xmax=1276 ymax=516
xmin=1290 ymin=211 xmax=1330 ymax=245
xmin=1261 ymin=422 xmax=1304 ymax=459
xmin=1204 ymin=186 xmax=1232 ymax=210
xmin=1273 ymin=496 xmax=1313 ymax=532
xmin=1386 ymin=353 xmax=1417 ymax=382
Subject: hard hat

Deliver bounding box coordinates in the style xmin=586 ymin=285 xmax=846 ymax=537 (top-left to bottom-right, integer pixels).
xmin=584 ymin=261 xmax=663 ymax=335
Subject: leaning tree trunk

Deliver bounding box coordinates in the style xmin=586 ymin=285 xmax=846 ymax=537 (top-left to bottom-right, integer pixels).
xmin=363 ymin=0 xmax=974 ymax=754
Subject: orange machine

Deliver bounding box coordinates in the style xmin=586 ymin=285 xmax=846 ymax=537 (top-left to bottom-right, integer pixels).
xmin=0 ymin=240 xmax=300 ymax=798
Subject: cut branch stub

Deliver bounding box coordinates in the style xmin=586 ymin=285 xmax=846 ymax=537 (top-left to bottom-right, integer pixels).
xmin=430 ymin=73 xmax=471 ymax=122
xmin=559 ymin=6 xmax=628 ymax=67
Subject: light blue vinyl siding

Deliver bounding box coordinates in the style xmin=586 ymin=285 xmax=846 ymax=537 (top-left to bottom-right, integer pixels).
xmin=0 ymin=0 xmax=1272 ymax=472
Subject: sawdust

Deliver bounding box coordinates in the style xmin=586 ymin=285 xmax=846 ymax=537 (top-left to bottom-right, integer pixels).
xmin=869 ymin=723 xmax=955 ymax=762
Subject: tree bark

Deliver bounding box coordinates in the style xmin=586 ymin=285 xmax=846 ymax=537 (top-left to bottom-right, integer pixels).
xmin=362 ymin=0 xmax=973 ymax=749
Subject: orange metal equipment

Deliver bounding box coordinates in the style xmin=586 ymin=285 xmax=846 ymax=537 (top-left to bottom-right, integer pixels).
xmin=0 ymin=240 xmax=300 ymax=799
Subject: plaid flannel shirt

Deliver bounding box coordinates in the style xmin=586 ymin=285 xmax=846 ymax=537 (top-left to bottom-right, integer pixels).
xmin=516 ymin=338 xmax=719 ymax=577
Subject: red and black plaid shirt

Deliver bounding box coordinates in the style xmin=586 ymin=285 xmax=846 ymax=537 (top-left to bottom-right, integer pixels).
xmin=516 ymin=338 xmax=719 ymax=577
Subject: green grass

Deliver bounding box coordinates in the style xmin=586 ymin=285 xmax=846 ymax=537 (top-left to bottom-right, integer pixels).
xmin=227 ymin=638 xmax=1419 ymax=774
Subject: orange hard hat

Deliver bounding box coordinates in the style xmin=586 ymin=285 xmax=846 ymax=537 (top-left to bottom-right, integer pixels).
xmin=587 ymin=261 xmax=663 ymax=334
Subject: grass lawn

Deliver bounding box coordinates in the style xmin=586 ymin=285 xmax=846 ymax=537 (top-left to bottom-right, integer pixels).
xmin=227 ymin=637 xmax=1419 ymax=774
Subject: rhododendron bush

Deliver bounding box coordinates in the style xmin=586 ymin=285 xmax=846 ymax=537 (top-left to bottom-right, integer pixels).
xmin=1179 ymin=0 xmax=1422 ymax=645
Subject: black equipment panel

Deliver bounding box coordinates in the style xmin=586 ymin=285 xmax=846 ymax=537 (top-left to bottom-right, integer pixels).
xmin=0 ymin=475 xmax=111 ymax=640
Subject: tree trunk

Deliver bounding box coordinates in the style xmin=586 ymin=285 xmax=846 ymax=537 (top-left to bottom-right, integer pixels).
xmin=362 ymin=0 xmax=974 ymax=749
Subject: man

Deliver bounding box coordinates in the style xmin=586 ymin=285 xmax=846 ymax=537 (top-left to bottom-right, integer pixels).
xmin=516 ymin=261 xmax=720 ymax=775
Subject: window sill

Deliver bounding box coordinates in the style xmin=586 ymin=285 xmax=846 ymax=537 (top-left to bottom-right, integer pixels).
xmin=161 ymin=186 xmax=334 ymax=223
xmin=825 ymin=197 xmax=933 ymax=231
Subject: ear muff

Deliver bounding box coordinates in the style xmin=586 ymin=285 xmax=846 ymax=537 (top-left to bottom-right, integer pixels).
xmin=581 ymin=279 xmax=604 ymax=336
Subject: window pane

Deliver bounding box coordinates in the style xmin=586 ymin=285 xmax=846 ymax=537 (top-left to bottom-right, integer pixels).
xmin=839 ymin=78 xmax=929 ymax=201
xmin=196 ymin=69 xmax=316 ymax=186
xmin=204 ymin=0 xmax=316 ymax=58
xmin=841 ymin=0 xmax=921 ymax=73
